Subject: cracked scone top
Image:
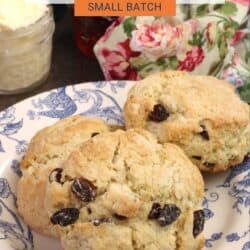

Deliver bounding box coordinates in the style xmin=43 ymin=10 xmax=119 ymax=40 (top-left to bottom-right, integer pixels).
xmin=45 ymin=129 xmax=205 ymax=250
xmin=124 ymin=71 xmax=250 ymax=172
xmin=17 ymin=115 xmax=110 ymax=237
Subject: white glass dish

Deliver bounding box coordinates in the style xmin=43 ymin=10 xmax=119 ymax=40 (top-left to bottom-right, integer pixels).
xmin=0 ymin=7 xmax=55 ymax=95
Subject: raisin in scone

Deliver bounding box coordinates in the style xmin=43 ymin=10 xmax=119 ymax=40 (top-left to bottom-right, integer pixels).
xmin=17 ymin=115 xmax=111 ymax=237
xmin=124 ymin=71 xmax=250 ymax=173
xmin=45 ymin=129 xmax=205 ymax=250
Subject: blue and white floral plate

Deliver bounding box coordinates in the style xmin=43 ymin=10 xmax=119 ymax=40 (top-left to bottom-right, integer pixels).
xmin=0 ymin=81 xmax=249 ymax=250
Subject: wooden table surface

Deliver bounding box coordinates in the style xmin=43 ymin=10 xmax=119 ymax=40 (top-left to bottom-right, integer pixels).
xmin=0 ymin=7 xmax=104 ymax=112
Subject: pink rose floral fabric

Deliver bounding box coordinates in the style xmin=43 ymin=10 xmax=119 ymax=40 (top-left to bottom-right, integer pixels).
xmin=94 ymin=0 xmax=250 ymax=102
xmin=178 ymin=47 xmax=205 ymax=72
xmin=100 ymin=39 xmax=140 ymax=80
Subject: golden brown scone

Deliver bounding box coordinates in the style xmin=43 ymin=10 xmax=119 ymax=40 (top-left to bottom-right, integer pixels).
xmin=17 ymin=115 xmax=110 ymax=237
xmin=124 ymin=70 xmax=250 ymax=172
xmin=45 ymin=129 xmax=205 ymax=250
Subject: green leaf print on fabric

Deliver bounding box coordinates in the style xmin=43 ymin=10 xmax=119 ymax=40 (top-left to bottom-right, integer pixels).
xmin=218 ymin=37 xmax=228 ymax=59
xmin=123 ymin=17 xmax=136 ymax=38
xmin=196 ymin=4 xmax=209 ymax=17
xmin=238 ymin=78 xmax=250 ymax=103
xmin=169 ymin=56 xmax=179 ymax=69
xmin=215 ymin=2 xmax=238 ymax=16
xmin=189 ymin=32 xmax=205 ymax=47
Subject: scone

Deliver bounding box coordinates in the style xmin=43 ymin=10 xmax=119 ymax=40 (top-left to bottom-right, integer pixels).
xmin=124 ymin=71 xmax=250 ymax=172
xmin=17 ymin=115 xmax=111 ymax=237
xmin=45 ymin=129 xmax=205 ymax=250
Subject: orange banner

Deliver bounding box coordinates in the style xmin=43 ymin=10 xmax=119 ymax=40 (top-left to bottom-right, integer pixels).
xmin=74 ymin=0 xmax=176 ymax=16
